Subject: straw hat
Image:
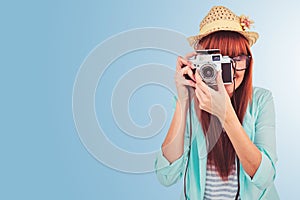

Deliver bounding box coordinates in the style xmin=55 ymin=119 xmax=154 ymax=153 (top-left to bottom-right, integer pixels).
xmin=187 ymin=6 xmax=259 ymax=47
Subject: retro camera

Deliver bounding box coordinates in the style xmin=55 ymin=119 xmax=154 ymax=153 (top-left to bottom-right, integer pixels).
xmin=186 ymin=49 xmax=233 ymax=87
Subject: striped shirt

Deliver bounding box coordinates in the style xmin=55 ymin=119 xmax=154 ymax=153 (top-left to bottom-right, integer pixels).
xmin=204 ymin=160 xmax=240 ymax=200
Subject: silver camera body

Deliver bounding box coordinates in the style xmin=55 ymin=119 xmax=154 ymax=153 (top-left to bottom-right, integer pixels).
xmin=188 ymin=49 xmax=233 ymax=86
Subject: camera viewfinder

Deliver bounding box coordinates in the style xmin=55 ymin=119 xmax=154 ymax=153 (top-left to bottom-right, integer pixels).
xmin=212 ymin=55 xmax=221 ymax=61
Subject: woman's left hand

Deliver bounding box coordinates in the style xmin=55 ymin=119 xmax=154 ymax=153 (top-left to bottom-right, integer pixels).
xmin=194 ymin=70 xmax=232 ymax=125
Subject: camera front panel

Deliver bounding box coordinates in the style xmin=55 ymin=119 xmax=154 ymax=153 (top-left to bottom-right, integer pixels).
xmin=221 ymin=62 xmax=233 ymax=84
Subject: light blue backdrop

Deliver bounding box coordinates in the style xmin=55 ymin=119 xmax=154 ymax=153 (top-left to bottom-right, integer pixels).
xmin=1 ymin=0 xmax=299 ymax=199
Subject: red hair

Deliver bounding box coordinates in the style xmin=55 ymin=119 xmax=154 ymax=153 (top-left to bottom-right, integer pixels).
xmin=194 ymin=31 xmax=253 ymax=180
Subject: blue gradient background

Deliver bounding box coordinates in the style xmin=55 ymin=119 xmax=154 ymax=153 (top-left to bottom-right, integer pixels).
xmin=1 ymin=0 xmax=299 ymax=199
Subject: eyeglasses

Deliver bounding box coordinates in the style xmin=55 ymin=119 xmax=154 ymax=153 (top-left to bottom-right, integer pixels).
xmin=231 ymin=55 xmax=251 ymax=71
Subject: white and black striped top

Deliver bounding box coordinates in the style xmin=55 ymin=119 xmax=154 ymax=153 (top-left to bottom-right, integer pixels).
xmin=204 ymin=160 xmax=240 ymax=200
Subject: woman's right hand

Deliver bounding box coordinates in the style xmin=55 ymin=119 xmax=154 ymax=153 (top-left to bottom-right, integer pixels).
xmin=175 ymin=52 xmax=197 ymax=102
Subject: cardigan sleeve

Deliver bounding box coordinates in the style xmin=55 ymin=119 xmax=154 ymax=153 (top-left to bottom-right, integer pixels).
xmin=154 ymin=143 xmax=190 ymax=186
xmin=244 ymin=89 xmax=278 ymax=190
xmin=154 ymin=96 xmax=192 ymax=186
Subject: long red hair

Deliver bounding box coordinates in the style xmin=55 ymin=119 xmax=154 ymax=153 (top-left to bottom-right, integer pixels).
xmin=194 ymin=31 xmax=253 ymax=180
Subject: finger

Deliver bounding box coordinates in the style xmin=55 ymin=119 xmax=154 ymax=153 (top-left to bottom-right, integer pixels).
xmin=216 ymin=71 xmax=226 ymax=92
xmin=186 ymin=68 xmax=196 ymax=82
xmin=184 ymin=52 xmax=197 ymax=60
xmin=195 ymin=69 xmax=202 ymax=83
xmin=196 ymin=82 xmax=209 ymax=99
xmin=180 ymin=76 xmax=196 ymax=88
xmin=179 ymin=65 xmax=192 ymax=75
xmin=216 ymin=70 xmax=224 ymax=86
xmin=195 ymin=72 xmax=209 ymax=94
xmin=195 ymin=71 xmax=210 ymax=96
xmin=179 ymin=66 xmax=196 ymax=82
xmin=195 ymin=87 xmax=207 ymax=110
xmin=195 ymin=87 xmax=204 ymax=102
xmin=176 ymin=56 xmax=193 ymax=71
xmin=175 ymin=72 xmax=196 ymax=88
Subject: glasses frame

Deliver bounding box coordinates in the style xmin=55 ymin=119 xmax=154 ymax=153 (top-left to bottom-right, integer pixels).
xmin=231 ymin=55 xmax=251 ymax=71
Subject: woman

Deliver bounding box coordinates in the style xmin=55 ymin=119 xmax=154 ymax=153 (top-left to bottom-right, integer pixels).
xmin=154 ymin=6 xmax=279 ymax=200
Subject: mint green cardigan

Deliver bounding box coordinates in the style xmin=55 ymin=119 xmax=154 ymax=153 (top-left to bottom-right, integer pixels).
xmin=154 ymin=87 xmax=279 ymax=200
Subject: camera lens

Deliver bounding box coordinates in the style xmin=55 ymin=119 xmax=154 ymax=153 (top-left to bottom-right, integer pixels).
xmin=199 ymin=63 xmax=217 ymax=84
xmin=202 ymin=66 xmax=215 ymax=78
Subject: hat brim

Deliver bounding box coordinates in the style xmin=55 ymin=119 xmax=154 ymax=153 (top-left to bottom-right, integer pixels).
xmin=187 ymin=30 xmax=259 ymax=47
